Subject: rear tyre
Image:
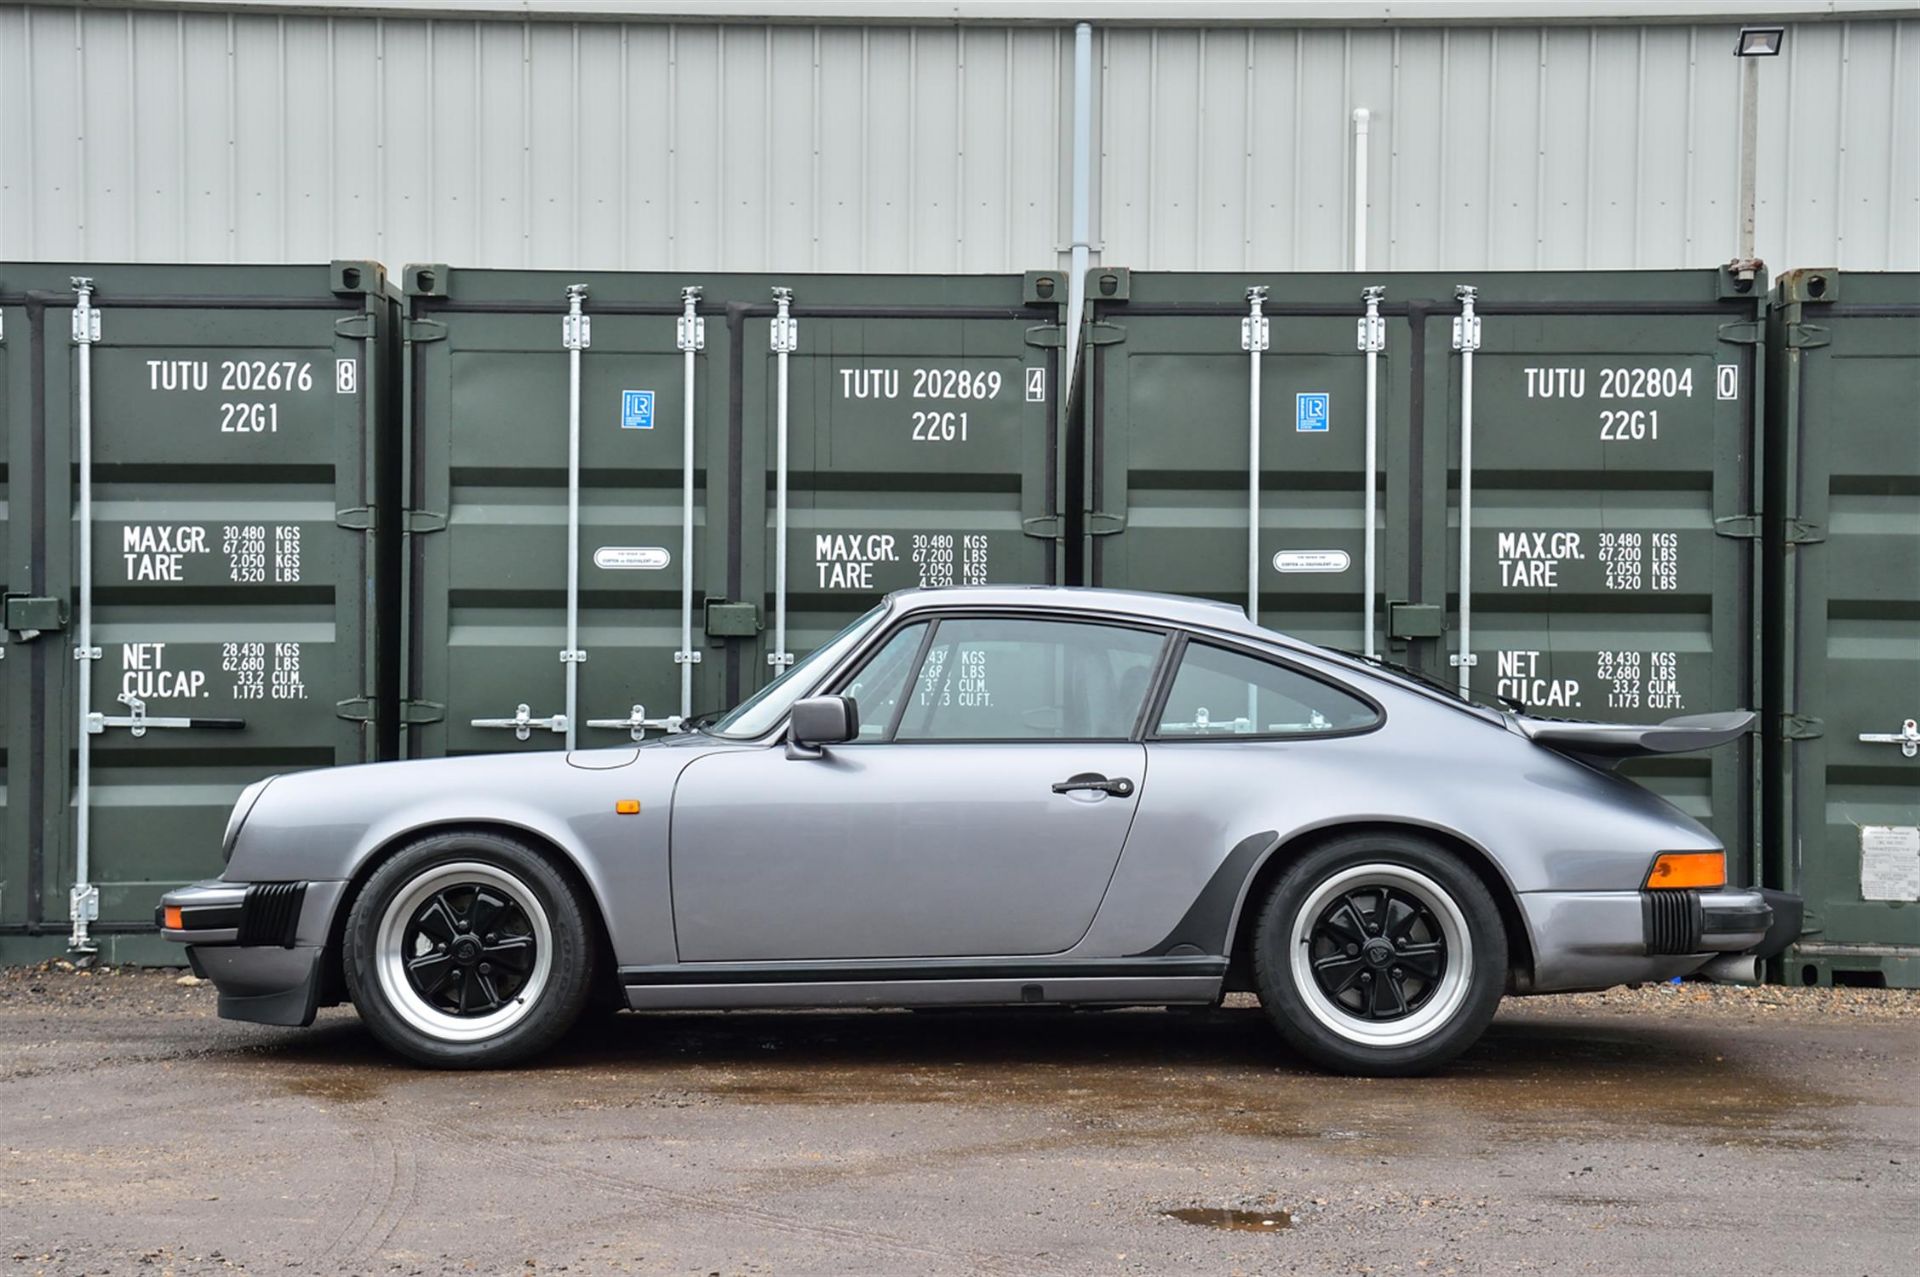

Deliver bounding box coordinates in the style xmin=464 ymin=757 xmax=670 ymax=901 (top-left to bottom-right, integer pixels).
xmin=1251 ymin=832 xmax=1506 ymax=1076
xmin=344 ymin=831 xmax=597 ymax=1068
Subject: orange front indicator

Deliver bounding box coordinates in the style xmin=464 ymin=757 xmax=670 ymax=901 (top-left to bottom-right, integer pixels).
xmin=1645 ymin=851 xmax=1726 ymax=890
xmin=162 ymin=905 xmax=184 ymax=930
xmin=614 ymin=799 xmax=641 ymax=815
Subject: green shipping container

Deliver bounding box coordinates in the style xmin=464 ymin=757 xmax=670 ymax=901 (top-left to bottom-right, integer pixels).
xmin=1769 ymin=270 xmax=1920 ymax=988
xmin=399 ymin=269 xmax=1067 ymax=757
xmin=0 ymin=263 xmax=398 ymax=962
xmin=1078 ymin=268 xmax=1766 ymax=872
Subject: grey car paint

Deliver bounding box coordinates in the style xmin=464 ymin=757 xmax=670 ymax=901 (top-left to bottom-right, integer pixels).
xmin=165 ymin=586 xmax=1778 ymax=1026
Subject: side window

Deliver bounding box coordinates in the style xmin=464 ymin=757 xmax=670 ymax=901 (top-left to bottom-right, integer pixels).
xmin=1155 ymin=642 xmax=1378 ymax=738
xmin=895 ymin=617 xmax=1166 ymax=742
xmin=837 ymin=622 xmax=928 ymax=740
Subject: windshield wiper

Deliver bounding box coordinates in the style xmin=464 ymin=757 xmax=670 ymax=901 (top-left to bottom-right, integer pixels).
xmin=1334 ymin=649 xmax=1526 ymax=715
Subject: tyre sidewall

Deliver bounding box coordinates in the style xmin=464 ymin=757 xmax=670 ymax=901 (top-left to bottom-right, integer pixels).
xmin=344 ymin=832 xmax=595 ymax=1068
xmin=1253 ymin=833 xmax=1507 ymax=1076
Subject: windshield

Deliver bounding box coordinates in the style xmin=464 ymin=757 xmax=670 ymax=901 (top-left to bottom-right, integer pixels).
xmin=706 ymin=604 xmax=889 ymax=738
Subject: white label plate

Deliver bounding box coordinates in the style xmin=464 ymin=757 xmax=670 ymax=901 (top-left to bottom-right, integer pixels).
xmin=1861 ymin=825 xmax=1920 ymax=902
xmin=593 ymin=546 xmax=670 ymax=571
xmin=1272 ymin=550 xmax=1352 ymax=574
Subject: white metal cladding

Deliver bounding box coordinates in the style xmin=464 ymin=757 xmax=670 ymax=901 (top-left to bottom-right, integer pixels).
xmin=1 ymin=6 xmax=1915 ymax=272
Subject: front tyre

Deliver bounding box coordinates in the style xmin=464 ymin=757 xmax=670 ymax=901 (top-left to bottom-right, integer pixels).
xmin=344 ymin=832 xmax=597 ymax=1068
xmin=1251 ymin=833 xmax=1506 ymax=1076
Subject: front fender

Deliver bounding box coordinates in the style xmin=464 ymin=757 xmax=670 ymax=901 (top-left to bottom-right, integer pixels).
xmin=225 ymin=749 xmax=705 ymax=965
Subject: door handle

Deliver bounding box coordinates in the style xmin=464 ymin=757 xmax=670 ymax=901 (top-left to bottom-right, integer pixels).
xmin=1051 ymin=773 xmax=1135 ymax=798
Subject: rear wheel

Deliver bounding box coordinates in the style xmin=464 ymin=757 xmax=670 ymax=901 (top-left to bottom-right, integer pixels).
xmin=344 ymin=831 xmax=596 ymax=1068
xmin=1251 ymin=833 xmax=1506 ymax=1076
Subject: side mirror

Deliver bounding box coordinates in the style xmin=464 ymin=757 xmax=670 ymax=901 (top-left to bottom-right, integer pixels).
xmin=786 ymin=695 xmax=859 ymax=759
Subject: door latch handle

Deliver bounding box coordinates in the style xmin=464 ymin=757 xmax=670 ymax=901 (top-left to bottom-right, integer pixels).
xmin=1051 ymin=773 xmax=1135 ymax=798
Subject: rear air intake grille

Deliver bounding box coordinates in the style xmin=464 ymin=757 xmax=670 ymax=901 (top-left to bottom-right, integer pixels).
xmin=1644 ymin=891 xmax=1702 ymax=956
xmin=237 ymin=882 xmax=307 ymax=948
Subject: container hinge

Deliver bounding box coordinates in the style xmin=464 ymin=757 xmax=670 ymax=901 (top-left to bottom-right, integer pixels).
xmin=471 ymin=704 xmax=567 ymax=741
xmin=405 ymin=318 xmax=447 ymax=344
xmin=1716 ymin=320 xmax=1763 ymax=346
xmin=1086 ymin=511 xmax=1126 ymax=537
xmin=400 ymin=700 xmax=446 ymax=725
xmin=4 ymin=594 xmax=67 ymax=640
xmin=1713 ymin=514 xmax=1824 ymax=544
xmin=1084 ymin=322 xmax=1127 ymax=347
xmin=586 ymin=704 xmax=685 ymax=742
xmin=333 ymin=313 xmax=376 ymax=340
xmin=335 ymin=507 xmax=374 ymax=531
xmin=1021 ymin=515 xmax=1063 ymax=539
xmin=404 ymin=510 xmax=449 ymax=534
xmin=1782 ymin=713 xmax=1825 ymax=741
xmin=1024 ymin=324 xmax=1065 ymax=349
xmin=1785 ymin=322 xmax=1831 ymax=350
xmin=334 ymin=696 xmax=374 ymax=723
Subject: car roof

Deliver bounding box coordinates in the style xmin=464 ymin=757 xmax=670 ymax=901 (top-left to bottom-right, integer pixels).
xmin=884 ymin=585 xmax=1297 ymax=646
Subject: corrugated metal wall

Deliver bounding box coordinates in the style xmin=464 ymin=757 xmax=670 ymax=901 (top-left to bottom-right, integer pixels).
xmin=2 ymin=5 xmax=1915 ymax=272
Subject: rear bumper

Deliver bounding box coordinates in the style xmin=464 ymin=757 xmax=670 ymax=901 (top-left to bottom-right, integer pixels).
xmin=159 ymin=879 xmax=338 ymax=1027
xmin=1520 ymin=885 xmax=1805 ymax=993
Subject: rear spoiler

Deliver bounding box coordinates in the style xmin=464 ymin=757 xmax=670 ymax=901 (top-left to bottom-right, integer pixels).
xmin=1515 ymin=710 xmax=1754 ymax=766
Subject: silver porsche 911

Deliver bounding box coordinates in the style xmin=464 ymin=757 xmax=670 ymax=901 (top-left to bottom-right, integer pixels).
xmin=159 ymin=587 xmax=1798 ymax=1075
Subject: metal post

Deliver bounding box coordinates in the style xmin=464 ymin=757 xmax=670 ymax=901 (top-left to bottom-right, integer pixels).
xmin=69 ymin=278 xmax=102 ymax=952
xmin=676 ymin=287 xmax=704 ymax=720
xmin=560 ymin=284 xmax=591 ymax=750
xmin=769 ymin=287 xmax=797 ymax=671
xmin=1065 ymin=21 xmax=1094 ymax=392
xmin=1242 ymin=287 xmax=1270 ymax=624
xmin=1451 ymin=285 xmax=1481 ymax=697
xmin=1357 ymin=286 xmax=1386 ymax=658
xmin=1351 ymin=108 xmax=1371 ymax=272
xmin=1738 ymin=56 xmax=1758 ymax=264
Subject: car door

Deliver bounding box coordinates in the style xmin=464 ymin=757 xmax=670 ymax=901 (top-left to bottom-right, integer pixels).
xmin=669 ymin=614 xmax=1168 ymax=962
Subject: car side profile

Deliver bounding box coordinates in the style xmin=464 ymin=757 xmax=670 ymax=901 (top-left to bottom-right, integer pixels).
xmin=159 ymin=587 xmax=1798 ymax=1075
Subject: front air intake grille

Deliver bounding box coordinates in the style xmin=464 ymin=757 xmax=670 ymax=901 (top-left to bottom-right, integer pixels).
xmin=1644 ymin=891 xmax=1703 ymax=955
xmin=237 ymin=882 xmax=307 ymax=948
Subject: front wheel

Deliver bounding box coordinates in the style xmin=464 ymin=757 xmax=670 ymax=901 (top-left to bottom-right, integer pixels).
xmin=344 ymin=831 xmax=597 ymax=1068
xmin=1251 ymin=833 xmax=1506 ymax=1076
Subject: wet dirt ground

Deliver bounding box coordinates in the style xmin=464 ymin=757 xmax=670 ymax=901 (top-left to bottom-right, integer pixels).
xmin=1 ymin=969 xmax=1915 ymax=1275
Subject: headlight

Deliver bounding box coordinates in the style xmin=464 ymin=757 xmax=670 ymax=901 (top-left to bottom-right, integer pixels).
xmin=223 ymin=777 xmax=275 ymax=863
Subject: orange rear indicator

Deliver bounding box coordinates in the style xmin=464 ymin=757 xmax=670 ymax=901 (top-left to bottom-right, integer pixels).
xmin=162 ymin=905 xmax=184 ymax=929
xmin=1644 ymin=851 xmax=1725 ymax=890
xmin=614 ymin=799 xmax=642 ymax=815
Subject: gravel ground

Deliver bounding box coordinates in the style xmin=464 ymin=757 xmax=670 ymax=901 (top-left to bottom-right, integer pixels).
xmin=2 ymin=966 xmax=1916 ymax=1276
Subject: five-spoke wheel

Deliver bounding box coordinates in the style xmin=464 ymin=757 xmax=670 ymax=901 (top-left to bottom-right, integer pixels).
xmin=1253 ymin=832 xmax=1505 ymax=1075
xmin=346 ymin=832 xmax=597 ymax=1067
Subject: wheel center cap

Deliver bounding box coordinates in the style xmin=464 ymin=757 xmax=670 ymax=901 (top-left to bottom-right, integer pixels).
xmin=1363 ymin=937 xmax=1396 ymax=968
xmin=451 ymin=936 xmax=483 ymax=965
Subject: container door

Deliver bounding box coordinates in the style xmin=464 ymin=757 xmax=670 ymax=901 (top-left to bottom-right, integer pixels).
xmin=27 ymin=264 xmax=390 ymax=949
xmin=0 ymin=284 xmax=23 ymax=932
xmin=733 ymin=274 xmax=1066 ymax=704
xmin=1080 ymin=271 xmax=1411 ymax=654
xmin=1774 ymin=271 xmax=1920 ymax=987
xmin=401 ymin=269 xmax=731 ymax=758
xmin=1429 ymin=272 xmax=1764 ymax=868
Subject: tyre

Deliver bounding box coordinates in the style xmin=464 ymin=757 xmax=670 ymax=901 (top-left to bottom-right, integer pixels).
xmin=343 ymin=830 xmax=597 ymax=1068
xmin=1251 ymin=832 xmax=1506 ymax=1076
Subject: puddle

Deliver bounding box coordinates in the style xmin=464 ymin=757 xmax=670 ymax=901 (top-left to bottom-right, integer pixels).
xmin=1164 ymin=1207 xmax=1293 ymax=1233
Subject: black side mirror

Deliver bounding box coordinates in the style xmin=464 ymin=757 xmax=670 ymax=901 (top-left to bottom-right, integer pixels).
xmin=786 ymin=695 xmax=859 ymax=759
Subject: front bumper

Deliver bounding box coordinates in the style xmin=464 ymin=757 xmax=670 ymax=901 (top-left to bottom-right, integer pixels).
xmin=1519 ymin=885 xmax=1805 ymax=993
xmin=158 ymin=879 xmax=338 ymax=1027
